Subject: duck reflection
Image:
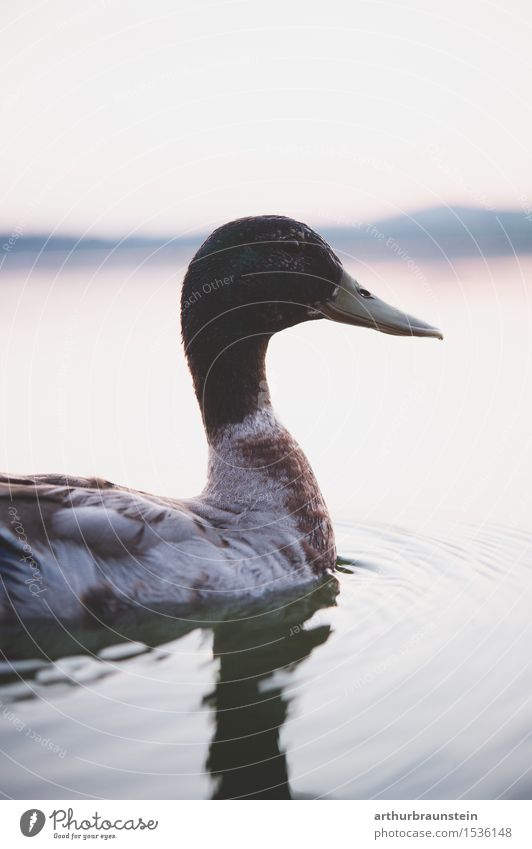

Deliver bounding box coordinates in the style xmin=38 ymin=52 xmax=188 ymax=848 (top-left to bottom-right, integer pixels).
xmin=0 ymin=576 xmax=338 ymax=800
xmin=204 ymin=579 xmax=338 ymax=799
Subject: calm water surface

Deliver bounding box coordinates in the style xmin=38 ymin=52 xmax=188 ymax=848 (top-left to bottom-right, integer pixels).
xmin=1 ymin=252 xmax=531 ymax=798
xmin=1 ymin=521 xmax=531 ymax=799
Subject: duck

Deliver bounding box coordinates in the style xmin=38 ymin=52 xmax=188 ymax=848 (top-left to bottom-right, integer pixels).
xmin=0 ymin=216 xmax=442 ymax=626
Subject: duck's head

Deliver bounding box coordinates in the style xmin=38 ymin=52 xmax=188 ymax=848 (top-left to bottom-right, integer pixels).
xmin=181 ymin=215 xmax=442 ymax=431
xmin=182 ymin=215 xmax=442 ymax=341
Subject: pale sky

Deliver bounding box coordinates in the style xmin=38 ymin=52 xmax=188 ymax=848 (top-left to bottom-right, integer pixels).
xmin=1 ymin=0 xmax=532 ymax=237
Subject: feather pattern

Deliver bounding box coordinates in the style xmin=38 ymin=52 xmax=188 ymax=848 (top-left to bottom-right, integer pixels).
xmin=0 ymin=412 xmax=333 ymax=624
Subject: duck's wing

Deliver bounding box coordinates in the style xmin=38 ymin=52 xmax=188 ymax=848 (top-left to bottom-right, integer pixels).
xmin=0 ymin=473 xmax=233 ymax=624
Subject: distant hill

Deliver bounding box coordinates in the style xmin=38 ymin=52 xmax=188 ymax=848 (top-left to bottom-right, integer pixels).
xmin=327 ymin=206 xmax=532 ymax=259
xmin=1 ymin=206 xmax=531 ymax=269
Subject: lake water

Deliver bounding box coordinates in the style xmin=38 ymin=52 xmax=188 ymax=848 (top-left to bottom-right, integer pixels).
xmin=1 ymin=250 xmax=531 ymax=798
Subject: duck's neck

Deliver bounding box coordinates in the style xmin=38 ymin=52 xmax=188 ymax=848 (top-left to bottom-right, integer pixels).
xmin=187 ymin=336 xmax=335 ymax=570
xmin=189 ymin=336 xmax=272 ymax=435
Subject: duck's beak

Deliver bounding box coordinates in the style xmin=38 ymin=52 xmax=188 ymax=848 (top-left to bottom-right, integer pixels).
xmin=321 ymin=269 xmax=443 ymax=339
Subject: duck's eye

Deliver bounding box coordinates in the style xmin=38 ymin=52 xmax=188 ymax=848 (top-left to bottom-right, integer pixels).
xmin=358 ymin=288 xmax=373 ymax=298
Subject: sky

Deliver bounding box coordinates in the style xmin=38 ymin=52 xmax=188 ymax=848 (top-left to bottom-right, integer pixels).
xmin=1 ymin=0 xmax=532 ymax=238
